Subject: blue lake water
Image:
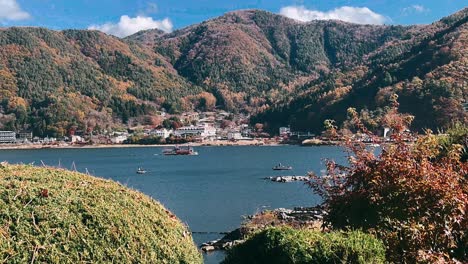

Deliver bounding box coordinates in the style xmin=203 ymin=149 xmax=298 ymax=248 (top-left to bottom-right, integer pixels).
xmin=0 ymin=145 xmax=347 ymax=263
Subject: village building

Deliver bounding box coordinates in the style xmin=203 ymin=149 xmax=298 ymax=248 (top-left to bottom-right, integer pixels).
xmin=89 ymin=135 xmax=110 ymax=144
xmin=42 ymin=137 xmax=57 ymax=144
xmin=71 ymin=135 xmax=85 ymax=143
xmin=227 ymin=131 xmax=243 ymax=140
xmin=175 ymin=124 xmax=216 ymax=138
xmin=0 ymin=131 xmax=16 ymax=143
xmin=180 ymin=112 xmax=200 ymax=124
xmin=240 ymin=124 xmax=252 ymax=137
xmin=197 ymin=117 xmax=216 ymax=126
xmin=151 ymin=128 xmax=172 ymax=139
xmin=111 ymin=135 xmax=128 ymax=144
xmin=17 ymin=131 xmax=33 ymax=142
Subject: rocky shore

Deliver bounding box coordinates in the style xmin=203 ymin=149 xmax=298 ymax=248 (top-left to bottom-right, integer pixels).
xmin=264 ymin=175 xmax=309 ymax=183
xmin=200 ymin=229 xmax=245 ymax=252
xmin=200 ymin=206 xmax=327 ymax=252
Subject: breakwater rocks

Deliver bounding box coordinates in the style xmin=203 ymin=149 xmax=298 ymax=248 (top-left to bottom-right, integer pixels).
xmin=244 ymin=207 xmax=327 ymax=230
xmin=264 ymin=175 xmax=309 ymax=183
xmin=272 ymin=207 xmax=327 ymax=222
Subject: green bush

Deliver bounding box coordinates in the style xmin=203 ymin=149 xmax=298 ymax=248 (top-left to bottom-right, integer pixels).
xmin=0 ymin=164 xmax=202 ymax=264
xmin=438 ymin=122 xmax=468 ymax=161
xmin=223 ymin=227 xmax=386 ymax=264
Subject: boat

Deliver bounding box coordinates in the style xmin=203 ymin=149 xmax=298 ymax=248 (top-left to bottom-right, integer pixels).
xmin=163 ymin=145 xmax=199 ymax=156
xmin=136 ymin=167 xmax=147 ymax=174
xmin=272 ymin=163 xmax=293 ymax=171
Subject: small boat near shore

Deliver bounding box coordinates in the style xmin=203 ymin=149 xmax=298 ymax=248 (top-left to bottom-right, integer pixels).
xmin=136 ymin=167 xmax=147 ymax=174
xmin=163 ymin=145 xmax=199 ymax=156
xmin=272 ymin=163 xmax=293 ymax=171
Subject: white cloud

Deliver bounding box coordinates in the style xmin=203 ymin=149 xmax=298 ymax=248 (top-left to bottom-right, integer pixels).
xmin=412 ymin=5 xmax=426 ymax=12
xmin=0 ymin=0 xmax=30 ymax=21
xmin=88 ymin=15 xmax=173 ymax=38
xmin=280 ymin=6 xmax=387 ymax=25
xmin=402 ymin=5 xmax=429 ymax=15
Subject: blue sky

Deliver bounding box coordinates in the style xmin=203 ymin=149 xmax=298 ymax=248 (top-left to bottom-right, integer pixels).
xmin=0 ymin=0 xmax=466 ymax=37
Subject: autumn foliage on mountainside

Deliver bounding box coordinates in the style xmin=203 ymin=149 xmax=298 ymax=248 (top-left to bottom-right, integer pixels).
xmin=0 ymin=28 xmax=202 ymax=136
xmin=0 ymin=8 xmax=466 ymax=137
xmin=308 ymin=96 xmax=467 ymax=262
xmin=252 ymin=8 xmax=467 ymax=134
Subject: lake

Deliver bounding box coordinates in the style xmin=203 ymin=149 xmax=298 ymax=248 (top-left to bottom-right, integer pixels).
xmin=0 ymin=145 xmax=347 ymax=263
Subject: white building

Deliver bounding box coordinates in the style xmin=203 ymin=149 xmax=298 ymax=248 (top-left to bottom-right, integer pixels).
xmin=227 ymin=131 xmax=243 ymax=140
xmin=0 ymin=131 xmax=16 ymax=143
xmin=151 ymin=128 xmax=172 ymax=139
xmin=175 ymin=124 xmax=216 ymax=138
xmin=17 ymin=131 xmax=33 ymax=142
xmin=111 ymin=135 xmax=128 ymax=144
xmin=180 ymin=112 xmax=200 ymax=123
xmin=198 ymin=117 xmax=215 ymax=125
xmin=71 ymin=135 xmax=84 ymax=143
xmin=43 ymin=137 xmax=57 ymax=143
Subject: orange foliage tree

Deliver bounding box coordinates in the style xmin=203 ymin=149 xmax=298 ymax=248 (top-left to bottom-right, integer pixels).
xmin=308 ymin=95 xmax=467 ymax=263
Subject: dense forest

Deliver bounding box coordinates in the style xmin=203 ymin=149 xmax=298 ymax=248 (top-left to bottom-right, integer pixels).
xmin=0 ymin=28 xmax=202 ymax=136
xmin=0 ymin=8 xmax=466 ymax=136
xmin=251 ymin=9 xmax=468 ymax=133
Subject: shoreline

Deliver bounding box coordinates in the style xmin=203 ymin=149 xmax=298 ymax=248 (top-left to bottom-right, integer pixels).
xmin=0 ymin=139 xmax=385 ymax=151
xmin=0 ymin=140 xmax=290 ymax=150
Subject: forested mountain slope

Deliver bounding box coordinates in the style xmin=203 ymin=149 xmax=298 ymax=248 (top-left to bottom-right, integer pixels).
xmin=0 ymin=28 xmax=200 ymax=135
xmin=0 ymin=8 xmax=466 ymax=136
xmin=128 ymin=10 xmax=413 ymax=113
xmin=249 ymin=9 xmax=468 ymax=133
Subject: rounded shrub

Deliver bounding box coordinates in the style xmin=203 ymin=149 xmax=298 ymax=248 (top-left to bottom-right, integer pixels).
xmin=223 ymin=227 xmax=386 ymax=264
xmin=0 ymin=164 xmax=202 ymax=263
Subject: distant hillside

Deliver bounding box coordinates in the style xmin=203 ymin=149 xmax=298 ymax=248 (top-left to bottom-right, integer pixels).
xmin=127 ymin=10 xmax=412 ymax=112
xmin=0 ymin=8 xmax=466 ymax=137
xmin=251 ymin=8 xmax=468 ymax=133
xmin=0 ymin=28 xmax=200 ymax=136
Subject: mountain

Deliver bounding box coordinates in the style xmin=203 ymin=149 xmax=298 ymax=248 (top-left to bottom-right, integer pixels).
xmin=0 ymin=9 xmax=466 ymax=137
xmin=0 ymin=27 xmax=201 ymax=136
xmin=250 ymin=8 xmax=468 ymax=133
xmin=129 ymin=9 xmax=467 ymax=132
xmin=126 ymin=10 xmax=413 ymax=112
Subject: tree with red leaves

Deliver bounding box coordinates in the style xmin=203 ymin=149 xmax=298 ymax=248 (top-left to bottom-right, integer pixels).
xmin=308 ymin=95 xmax=467 ymax=263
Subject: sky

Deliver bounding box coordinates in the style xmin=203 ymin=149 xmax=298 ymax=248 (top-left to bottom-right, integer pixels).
xmin=0 ymin=0 xmax=466 ymax=37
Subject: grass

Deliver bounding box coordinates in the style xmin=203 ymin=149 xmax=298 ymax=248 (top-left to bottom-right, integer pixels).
xmin=0 ymin=163 xmax=202 ymax=263
xmin=223 ymin=227 xmax=386 ymax=264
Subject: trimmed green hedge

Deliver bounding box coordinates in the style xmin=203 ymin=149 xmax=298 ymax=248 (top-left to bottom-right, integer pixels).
xmin=0 ymin=164 xmax=202 ymax=264
xmin=223 ymin=227 xmax=385 ymax=264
